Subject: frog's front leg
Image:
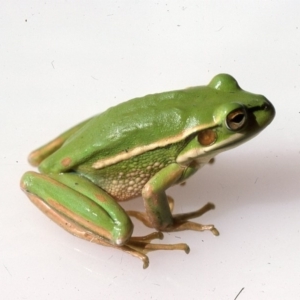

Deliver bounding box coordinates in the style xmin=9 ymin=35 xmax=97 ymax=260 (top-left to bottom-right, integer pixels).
xmin=129 ymin=163 xmax=219 ymax=235
xmin=20 ymin=171 xmax=189 ymax=268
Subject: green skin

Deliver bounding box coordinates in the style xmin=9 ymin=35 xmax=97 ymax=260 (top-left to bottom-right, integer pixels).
xmin=21 ymin=74 xmax=275 ymax=268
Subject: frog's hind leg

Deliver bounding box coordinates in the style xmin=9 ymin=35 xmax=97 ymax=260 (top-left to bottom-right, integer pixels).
xmin=28 ymin=118 xmax=91 ymax=166
xmin=24 ymin=190 xmax=181 ymax=268
xmin=21 ymin=171 xmax=189 ymax=268
xmin=21 ymin=171 xmax=133 ymax=244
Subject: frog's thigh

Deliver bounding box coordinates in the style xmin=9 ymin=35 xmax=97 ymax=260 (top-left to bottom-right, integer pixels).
xmin=21 ymin=171 xmax=133 ymax=246
xmin=142 ymin=163 xmax=185 ymax=230
xmin=28 ymin=118 xmax=91 ymax=167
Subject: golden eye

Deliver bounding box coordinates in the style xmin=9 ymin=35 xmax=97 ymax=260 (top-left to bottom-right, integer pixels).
xmin=198 ymin=129 xmax=217 ymax=146
xmin=226 ymin=109 xmax=247 ymax=131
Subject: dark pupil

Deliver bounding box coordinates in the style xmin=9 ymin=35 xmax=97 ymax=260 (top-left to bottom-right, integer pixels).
xmin=231 ymin=113 xmax=244 ymax=124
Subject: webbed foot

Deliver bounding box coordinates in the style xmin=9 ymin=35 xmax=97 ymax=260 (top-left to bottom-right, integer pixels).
xmin=121 ymin=232 xmax=189 ymax=268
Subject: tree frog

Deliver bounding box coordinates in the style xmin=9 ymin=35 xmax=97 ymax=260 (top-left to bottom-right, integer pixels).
xmin=21 ymin=74 xmax=275 ymax=268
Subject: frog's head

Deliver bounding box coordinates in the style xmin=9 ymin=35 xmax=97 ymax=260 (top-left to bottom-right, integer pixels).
xmin=210 ymin=73 xmax=275 ymax=147
xmin=177 ymin=74 xmax=275 ymax=164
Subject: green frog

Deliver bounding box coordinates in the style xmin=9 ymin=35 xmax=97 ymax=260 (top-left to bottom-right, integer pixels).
xmin=21 ymin=74 xmax=275 ymax=268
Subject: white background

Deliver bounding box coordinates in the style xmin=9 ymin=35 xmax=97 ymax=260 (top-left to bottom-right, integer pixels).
xmin=1 ymin=1 xmax=300 ymax=299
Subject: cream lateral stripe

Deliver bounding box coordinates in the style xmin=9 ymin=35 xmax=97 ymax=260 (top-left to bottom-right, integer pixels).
xmin=92 ymin=122 xmax=215 ymax=169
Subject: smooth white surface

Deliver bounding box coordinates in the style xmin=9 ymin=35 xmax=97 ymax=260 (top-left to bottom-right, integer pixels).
xmin=1 ymin=1 xmax=300 ymax=299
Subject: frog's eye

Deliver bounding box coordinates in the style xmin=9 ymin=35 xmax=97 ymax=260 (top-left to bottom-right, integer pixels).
xmin=226 ymin=108 xmax=247 ymax=131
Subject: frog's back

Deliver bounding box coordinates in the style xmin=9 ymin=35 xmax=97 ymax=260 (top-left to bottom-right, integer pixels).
xmin=41 ymin=86 xmax=216 ymax=172
xmin=43 ymin=72 xmax=257 ymax=174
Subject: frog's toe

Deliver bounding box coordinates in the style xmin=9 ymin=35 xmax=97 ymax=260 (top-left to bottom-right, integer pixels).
xmin=167 ymin=202 xmax=219 ymax=235
xmin=166 ymin=220 xmax=220 ymax=236
xmin=96 ymin=231 xmax=189 ymax=268
xmin=128 ymin=234 xmax=190 ymax=254
xmin=173 ymin=202 xmax=216 ymax=221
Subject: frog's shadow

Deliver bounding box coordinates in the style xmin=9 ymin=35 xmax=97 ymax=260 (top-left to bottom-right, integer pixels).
xmin=183 ymin=155 xmax=298 ymax=215
xmin=122 ymin=154 xmax=297 ymax=219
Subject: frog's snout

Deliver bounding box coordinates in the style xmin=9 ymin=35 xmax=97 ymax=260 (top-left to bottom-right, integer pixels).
xmin=255 ymin=97 xmax=276 ymax=128
xmin=264 ymin=97 xmax=275 ymax=121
